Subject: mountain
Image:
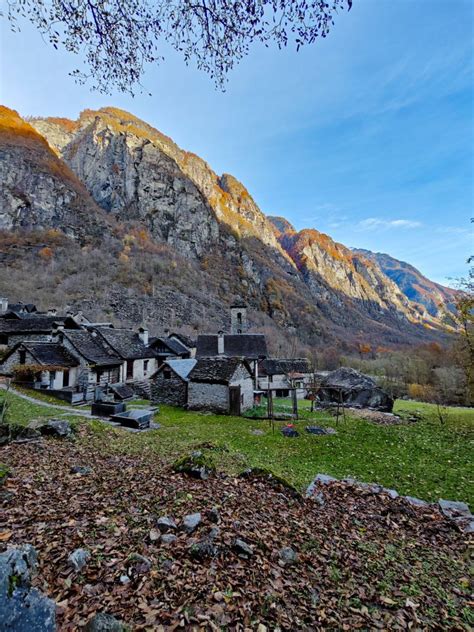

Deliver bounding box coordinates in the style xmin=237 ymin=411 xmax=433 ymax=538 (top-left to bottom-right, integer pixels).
xmin=0 ymin=105 xmax=456 ymax=352
xmin=352 ymin=249 xmax=458 ymax=320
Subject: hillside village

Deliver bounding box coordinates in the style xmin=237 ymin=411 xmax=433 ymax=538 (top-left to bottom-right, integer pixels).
xmin=0 ymin=298 xmax=320 ymax=418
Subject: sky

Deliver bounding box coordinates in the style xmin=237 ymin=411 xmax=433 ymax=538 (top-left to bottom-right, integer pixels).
xmin=0 ymin=0 xmax=472 ymax=286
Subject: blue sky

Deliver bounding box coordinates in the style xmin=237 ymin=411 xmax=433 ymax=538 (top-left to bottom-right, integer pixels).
xmin=1 ymin=0 xmax=472 ymax=286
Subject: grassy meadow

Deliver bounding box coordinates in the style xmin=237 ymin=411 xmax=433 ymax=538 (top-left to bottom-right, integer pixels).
xmin=1 ymin=389 xmax=473 ymax=505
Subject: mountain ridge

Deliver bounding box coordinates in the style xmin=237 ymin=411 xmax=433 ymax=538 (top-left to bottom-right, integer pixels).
xmin=0 ymin=105 xmax=456 ymax=352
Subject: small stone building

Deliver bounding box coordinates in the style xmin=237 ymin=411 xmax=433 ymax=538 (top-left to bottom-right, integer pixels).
xmin=187 ymin=357 xmax=254 ymax=415
xmin=0 ymin=341 xmax=79 ymax=389
xmin=150 ymin=359 xmax=197 ymax=406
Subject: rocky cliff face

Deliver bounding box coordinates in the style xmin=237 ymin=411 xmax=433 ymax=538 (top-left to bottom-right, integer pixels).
xmin=0 ymin=105 xmax=456 ymax=350
xmin=353 ymin=249 xmax=458 ymax=320
xmin=0 ymin=107 xmax=106 ymax=241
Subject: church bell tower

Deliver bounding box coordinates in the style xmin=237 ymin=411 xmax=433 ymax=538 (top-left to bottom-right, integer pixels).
xmin=230 ymin=303 xmax=247 ymax=334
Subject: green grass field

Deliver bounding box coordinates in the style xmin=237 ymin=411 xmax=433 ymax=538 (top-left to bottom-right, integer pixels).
xmin=1 ymin=389 xmax=473 ymax=505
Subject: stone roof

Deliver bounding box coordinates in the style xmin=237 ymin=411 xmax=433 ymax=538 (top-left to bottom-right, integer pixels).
xmin=0 ymin=316 xmax=70 ymax=333
xmin=196 ymin=334 xmax=268 ymax=359
xmin=189 ymin=357 xmax=251 ymax=384
xmin=22 ymin=342 xmax=79 ymax=368
xmin=63 ymin=331 xmax=122 ymax=367
xmin=260 ymin=358 xmax=310 ymax=376
xmin=94 ymin=327 xmax=158 ymax=360
xmin=161 ymin=359 xmax=197 ymax=381
xmin=149 ymin=336 xmax=190 ymax=357
xmin=169 ymin=333 xmax=196 ymax=350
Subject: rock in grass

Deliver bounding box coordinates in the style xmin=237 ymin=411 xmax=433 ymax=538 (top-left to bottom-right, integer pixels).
xmin=306 ymin=473 xmax=337 ymax=498
xmin=68 ymin=548 xmax=91 ymax=572
xmin=233 ymin=538 xmax=254 ymax=558
xmin=85 ymin=612 xmax=129 ymax=631
xmin=172 ymin=451 xmax=215 ymax=480
xmin=28 ymin=419 xmax=73 ymax=439
xmin=404 ymin=496 xmax=429 ymax=508
xmin=156 ymin=516 xmax=177 ymax=533
xmin=182 ymin=512 xmax=201 ymax=534
xmin=281 ymin=426 xmax=299 ymax=438
xmin=0 ymin=545 xmax=56 ymax=632
xmin=161 ymin=534 xmax=177 ymax=545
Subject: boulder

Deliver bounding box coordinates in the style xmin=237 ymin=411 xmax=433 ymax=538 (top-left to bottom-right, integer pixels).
xmin=28 ymin=419 xmax=73 ymax=438
xmin=279 ymin=546 xmax=298 ymax=565
xmin=0 ymin=545 xmax=56 ymax=631
xmin=318 ymin=367 xmax=393 ymax=412
xmin=172 ymin=451 xmax=215 ymax=480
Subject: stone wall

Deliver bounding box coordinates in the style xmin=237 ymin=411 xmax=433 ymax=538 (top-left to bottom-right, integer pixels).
xmin=188 ymin=382 xmax=229 ymax=413
xmin=230 ymin=365 xmax=254 ymax=412
xmin=150 ymin=371 xmax=187 ymax=407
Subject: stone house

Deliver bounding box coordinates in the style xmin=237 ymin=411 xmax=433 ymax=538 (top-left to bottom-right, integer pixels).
xmin=150 ymin=359 xmax=197 ymax=407
xmin=58 ymin=329 xmax=123 ymax=391
xmin=91 ymin=326 xmax=159 ymax=382
xmin=0 ymin=341 xmax=79 ymax=390
xmin=195 ymin=333 xmax=268 ymax=387
xmin=258 ymin=358 xmax=311 ymax=398
xmin=148 ymin=335 xmax=192 ymax=365
xmin=187 ymin=357 xmax=254 ymax=415
xmin=168 ymin=333 xmax=197 ymax=358
xmin=0 ymin=315 xmax=81 ymax=347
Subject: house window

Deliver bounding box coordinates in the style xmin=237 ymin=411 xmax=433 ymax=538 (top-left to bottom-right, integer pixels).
xmin=163 ymin=369 xmax=171 ymax=380
xmin=96 ymin=369 xmax=103 ymax=383
xmin=144 ymin=360 xmax=149 ymax=375
xmin=0 ymin=335 xmax=7 ymax=345
xmin=237 ymin=312 xmax=242 ymax=324
xmin=19 ymin=349 xmax=26 ymax=365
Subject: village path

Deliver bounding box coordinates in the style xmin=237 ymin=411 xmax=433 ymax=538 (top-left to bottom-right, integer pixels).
xmin=0 ymin=383 xmax=99 ymax=418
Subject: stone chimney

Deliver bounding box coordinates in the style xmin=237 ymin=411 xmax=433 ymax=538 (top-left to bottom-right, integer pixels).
xmin=139 ymin=326 xmax=149 ymax=346
xmin=0 ymin=298 xmax=8 ymax=314
xmin=51 ymin=322 xmax=64 ymax=343
xmin=217 ymin=331 xmax=225 ymax=355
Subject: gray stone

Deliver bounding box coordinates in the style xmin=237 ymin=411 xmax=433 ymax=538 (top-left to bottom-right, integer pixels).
xmin=0 ymin=545 xmax=56 ymax=632
xmin=85 ymin=612 xmax=128 ymax=632
xmin=233 ymin=538 xmax=254 ymax=558
xmin=119 ymin=575 xmax=130 ymax=585
xmin=126 ymin=553 xmax=152 ymax=575
xmin=438 ymin=499 xmax=471 ymax=519
xmin=189 ymin=536 xmax=218 ymax=560
xmin=70 ymin=465 xmax=92 ymax=475
xmin=161 ymin=534 xmax=177 ymax=545
xmin=404 ymin=496 xmax=429 ymax=508
xmin=250 ymin=429 xmax=265 ymax=436
xmin=29 ymin=419 xmax=73 ymax=438
xmin=381 ymin=487 xmax=399 ymax=499
xmin=279 ymin=546 xmax=298 ymax=565
xmin=281 ymin=426 xmax=299 ymax=438
xmin=68 ymin=548 xmax=91 ymax=572
xmin=306 ymin=473 xmax=337 ymax=498
xmin=156 ymin=516 xmax=177 ymax=533
xmin=182 ymin=512 xmax=201 ymax=534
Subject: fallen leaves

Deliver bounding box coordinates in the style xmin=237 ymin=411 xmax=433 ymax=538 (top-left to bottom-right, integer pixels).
xmin=0 ymin=427 xmax=471 ymax=630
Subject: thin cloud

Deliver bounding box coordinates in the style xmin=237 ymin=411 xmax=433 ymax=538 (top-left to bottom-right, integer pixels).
xmin=357 ymin=218 xmax=422 ymax=231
